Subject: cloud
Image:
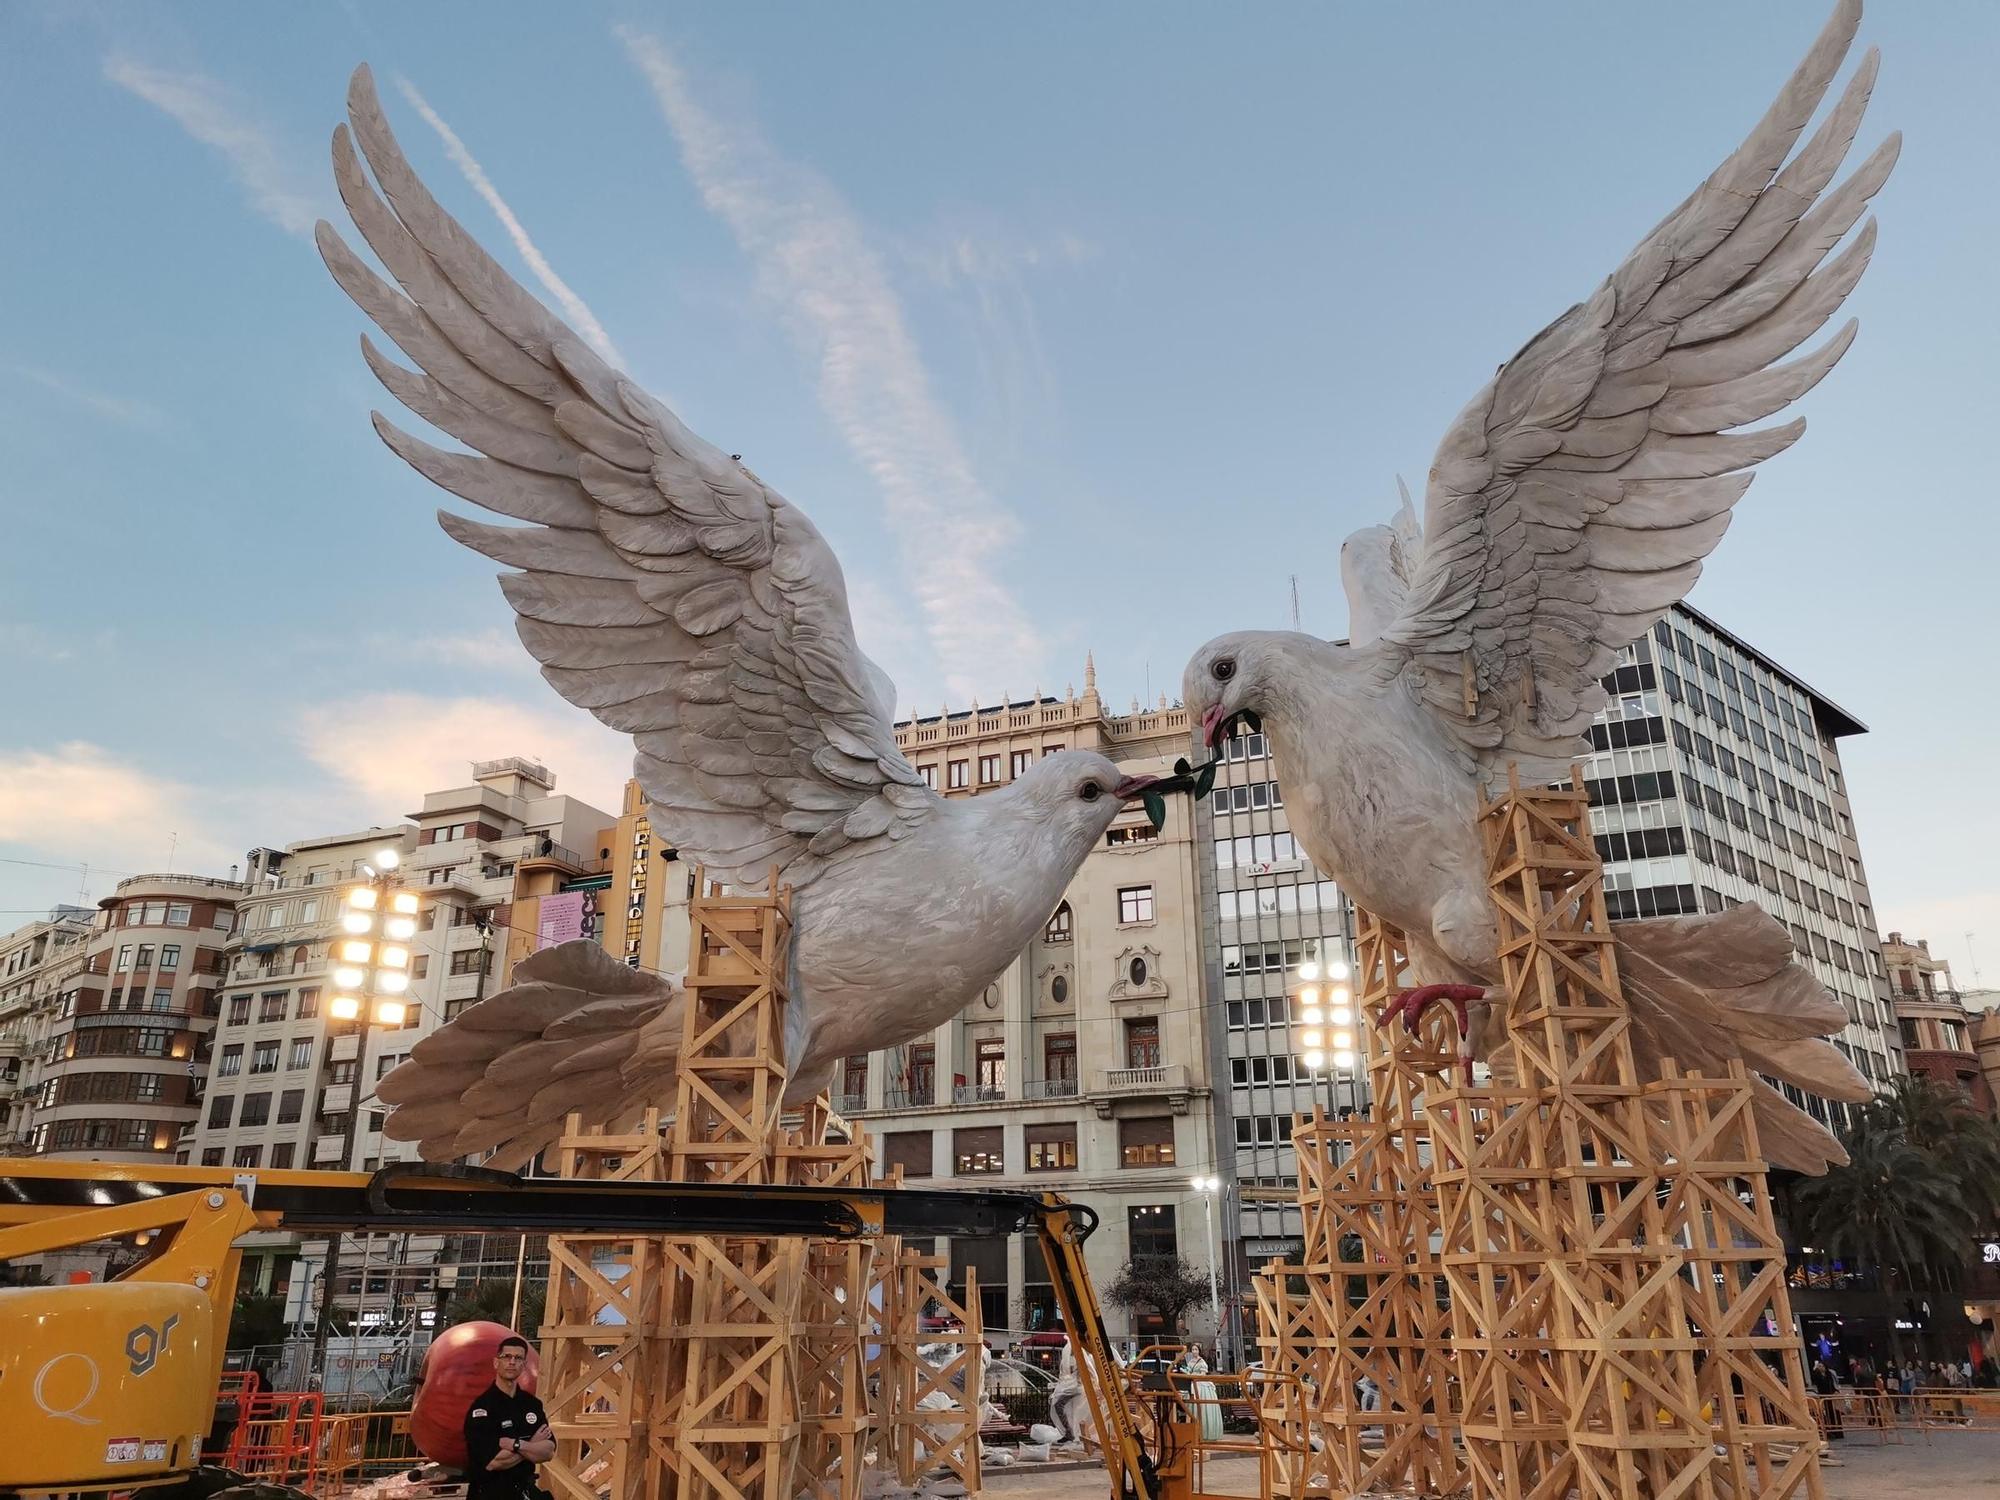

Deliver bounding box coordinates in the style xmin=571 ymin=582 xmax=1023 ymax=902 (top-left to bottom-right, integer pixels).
xmin=5 ymin=364 xmax=166 ymax=431
xmin=0 ymin=744 xmax=244 ymax=907
xmin=103 ymin=57 xmax=321 ymax=237
xmin=617 ymin=29 xmax=1044 ymax=702
xmin=391 ymin=76 xmax=628 ymax=370
xmin=294 ymin=691 xmax=633 ymax=818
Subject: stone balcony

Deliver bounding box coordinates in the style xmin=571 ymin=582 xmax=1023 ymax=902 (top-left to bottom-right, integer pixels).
xmin=1091 ymin=1063 xmax=1192 ymax=1117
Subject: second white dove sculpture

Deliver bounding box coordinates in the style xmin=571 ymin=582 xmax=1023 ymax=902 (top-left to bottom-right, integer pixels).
xmin=1185 ymin=0 xmax=1895 ymax=1173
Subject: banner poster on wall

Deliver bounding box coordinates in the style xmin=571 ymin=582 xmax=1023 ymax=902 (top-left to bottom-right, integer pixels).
xmin=536 ymin=891 xmax=588 ymax=950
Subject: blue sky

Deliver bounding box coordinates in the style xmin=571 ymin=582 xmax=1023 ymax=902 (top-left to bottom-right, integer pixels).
xmin=1 ymin=3 xmax=1994 ymax=978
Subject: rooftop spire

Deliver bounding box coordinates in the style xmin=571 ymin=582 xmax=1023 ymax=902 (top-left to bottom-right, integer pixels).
xmin=1084 ymin=651 xmax=1098 ymax=695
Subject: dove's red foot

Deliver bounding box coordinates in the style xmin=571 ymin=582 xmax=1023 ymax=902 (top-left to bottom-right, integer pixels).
xmin=1380 ymin=983 xmax=1488 ymax=1084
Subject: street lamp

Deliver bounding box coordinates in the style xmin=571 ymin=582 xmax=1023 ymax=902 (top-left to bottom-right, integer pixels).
xmin=1189 ymin=1174 xmax=1223 ymax=1348
xmin=313 ymin=846 xmax=423 ymax=1372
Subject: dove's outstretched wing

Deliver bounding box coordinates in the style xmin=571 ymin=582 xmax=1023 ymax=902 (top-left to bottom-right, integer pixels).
xmin=318 ymin=66 xmax=935 ymax=890
xmin=1370 ymin=0 xmax=1895 ymax=784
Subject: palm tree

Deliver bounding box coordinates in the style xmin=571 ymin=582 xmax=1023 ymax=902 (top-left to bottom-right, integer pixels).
xmin=1860 ymin=1076 xmax=2000 ymax=1227
xmin=444 ymin=1277 xmax=546 ymax=1335
xmin=1789 ymin=1116 xmax=1977 ymax=1291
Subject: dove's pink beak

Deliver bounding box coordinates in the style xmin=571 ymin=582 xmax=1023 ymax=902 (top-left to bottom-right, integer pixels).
xmin=1114 ymin=775 xmax=1160 ymax=800
xmin=1200 ymin=704 xmax=1227 ymax=748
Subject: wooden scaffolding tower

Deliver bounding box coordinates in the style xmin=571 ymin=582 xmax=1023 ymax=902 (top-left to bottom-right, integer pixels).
xmin=1257 ymin=772 xmax=1826 ymax=1500
xmin=535 ymin=873 xmax=981 ymax=1500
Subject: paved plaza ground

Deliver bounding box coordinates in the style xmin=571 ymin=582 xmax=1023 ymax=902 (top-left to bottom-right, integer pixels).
xmin=983 ymin=1431 xmax=2000 ymax=1499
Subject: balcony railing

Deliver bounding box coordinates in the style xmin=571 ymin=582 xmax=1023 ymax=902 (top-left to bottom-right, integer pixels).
xmin=881 ymin=1087 xmax=935 ymax=1111
xmin=1098 ymin=1063 xmax=1189 ymax=1094
xmin=1021 ymin=1076 xmax=1080 ymax=1100
xmin=953 ymin=1083 xmax=1007 ymax=1106
xmin=834 ymin=1092 xmax=867 ymax=1116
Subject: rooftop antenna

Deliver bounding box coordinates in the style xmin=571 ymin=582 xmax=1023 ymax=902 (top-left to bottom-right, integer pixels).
xmin=1290 ymin=575 xmax=1301 ymax=631
xmin=1967 ymin=932 xmax=1983 ymax=985
xmin=166 ymin=831 xmax=178 ymax=872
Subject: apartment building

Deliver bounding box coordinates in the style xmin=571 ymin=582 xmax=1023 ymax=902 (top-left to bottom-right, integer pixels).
xmin=1881 ymin=931 xmax=1991 ymax=1115
xmin=33 ymin=873 xmax=243 ymax=1160
xmin=0 ymin=907 xmax=93 ymax=1152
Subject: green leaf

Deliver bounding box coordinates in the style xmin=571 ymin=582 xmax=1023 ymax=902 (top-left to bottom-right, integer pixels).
xmin=1195 ymin=760 xmax=1218 ymax=797
xmin=1143 ymin=792 xmax=1167 ymax=830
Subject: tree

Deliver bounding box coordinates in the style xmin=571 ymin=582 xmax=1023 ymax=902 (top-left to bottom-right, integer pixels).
xmin=228 ymin=1292 xmax=288 ymax=1351
xmin=1788 ymin=1114 xmax=1977 ymax=1292
xmin=1860 ymin=1076 xmax=2000 ymax=1228
xmin=1107 ymin=1255 xmax=1209 ymax=1334
xmin=445 ymin=1276 xmax=545 ymax=1334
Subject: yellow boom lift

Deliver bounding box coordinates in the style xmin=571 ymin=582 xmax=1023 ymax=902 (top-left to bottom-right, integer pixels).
xmin=0 ymin=1159 xmax=1182 ymax=1500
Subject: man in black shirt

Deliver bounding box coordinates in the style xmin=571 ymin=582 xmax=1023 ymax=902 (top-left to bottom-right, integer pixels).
xmin=463 ymin=1336 xmax=555 ymax=1499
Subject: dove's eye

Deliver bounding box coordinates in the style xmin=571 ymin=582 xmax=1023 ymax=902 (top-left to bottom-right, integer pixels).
xmin=1212 ymin=658 xmax=1236 ymax=682
xmin=1079 ymin=782 xmax=1103 ymax=802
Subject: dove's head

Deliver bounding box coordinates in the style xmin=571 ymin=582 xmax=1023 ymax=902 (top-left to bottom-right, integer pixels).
xmin=1007 ymin=750 xmax=1162 ymax=864
xmin=1184 ymin=630 xmax=1299 ymax=755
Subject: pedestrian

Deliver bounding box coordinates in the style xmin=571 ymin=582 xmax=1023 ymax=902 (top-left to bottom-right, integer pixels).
xmin=1178 ymin=1343 xmax=1223 ymax=1443
xmin=463 ymin=1336 xmax=554 ymax=1500
xmin=1810 ymin=1360 xmax=1843 ymax=1441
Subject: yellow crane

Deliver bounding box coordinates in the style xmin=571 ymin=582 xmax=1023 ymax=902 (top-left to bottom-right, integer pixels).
xmin=0 ymin=1160 xmax=1189 ymax=1500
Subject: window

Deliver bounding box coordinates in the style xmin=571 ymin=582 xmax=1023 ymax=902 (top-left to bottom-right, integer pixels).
xmin=1118 ymin=886 xmax=1155 ymax=924
xmin=1898 ymin=1018 xmax=1921 ymax=1049
xmin=1044 ymin=903 xmax=1072 ymax=944
xmin=948 ymin=760 xmax=969 ymax=789
xmin=218 ymin=1044 xmax=244 ymax=1078
xmin=1120 ymin=1116 xmax=1176 ymax=1168
xmin=278 ymin=1089 xmax=305 ymax=1124
xmin=260 ymin=993 xmax=287 ymax=1023
xmin=202 ymin=1148 xmax=225 ymax=1167
xmin=897 ymin=1043 xmax=936 ymax=1104
xmin=1128 ymin=1204 xmax=1178 ymax=1259
xmin=1127 ymin=956 xmax=1149 ymax=987
xmin=233 ymin=1145 xmax=264 ymax=1169
xmin=159 ymin=944 xmax=180 ymax=970
xmin=229 ymin=994 xmax=252 ymax=1025
xmin=840 ymin=1054 xmax=868 ymax=1103
xmin=1043 ymin=1033 xmax=1077 ymax=1089
xmin=954 ymin=1126 xmax=1004 ymax=1175
xmin=974 ymin=1037 xmax=1006 ymax=1094
xmin=1011 ymin=750 xmax=1033 ymax=778
xmin=919 ymin=764 xmax=938 ymax=790
xmin=1027 ymin=1123 xmax=1078 ymax=1171
xmin=979 ymin=755 xmax=1001 ymax=784
xmin=376 ymin=1052 xmax=403 ymax=1078
xmin=250 ymin=1040 xmax=280 ymax=1074
xmin=288 ymin=1037 xmax=314 ymax=1070
xmin=427 ymin=866 xmax=458 ymax=887
xmin=1124 ymin=1018 xmax=1161 ymax=1070
xmin=117 ymin=944 xmax=133 ymax=972
xmin=240 ymin=1092 xmax=272 ymax=1126
xmin=272 ymin=1143 xmax=296 ymax=1169
xmin=449 ymin=949 xmax=493 ymax=977
xmin=166 ymin=903 xmax=192 ymax=927
xmin=208 ymin=1094 xmax=234 ymax=1128
xmin=880 ymin=1130 xmax=933 ymax=1180
xmin=135 ymin=944 xmax=154 ymax=969
xmin=296 ymin=988 xmax=319 ymax=1020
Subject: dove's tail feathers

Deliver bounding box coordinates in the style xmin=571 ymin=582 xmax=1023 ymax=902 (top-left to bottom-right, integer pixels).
xmin=376 ymin=938 xmax=682 ymax=1172
xmin=1614 ymin=902 xmax=1870 ymax=1175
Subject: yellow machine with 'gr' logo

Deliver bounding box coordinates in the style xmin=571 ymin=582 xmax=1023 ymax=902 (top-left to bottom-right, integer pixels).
xmin=0 ymin=1280 xmax=213 ymax=1490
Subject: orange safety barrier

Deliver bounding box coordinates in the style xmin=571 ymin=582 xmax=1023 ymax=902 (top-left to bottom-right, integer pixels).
xmin=223 ymin=1391 xmax=326 ymax=1483
xmin=319 ymin=1408 xmax=435 ymax=1495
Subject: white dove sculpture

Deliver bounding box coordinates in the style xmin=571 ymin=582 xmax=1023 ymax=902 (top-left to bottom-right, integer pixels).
xmin=1184 ymin=0 xmax=1896 ymax=1174
xmin=316 ymin=67 xmax=1161 ymax=1168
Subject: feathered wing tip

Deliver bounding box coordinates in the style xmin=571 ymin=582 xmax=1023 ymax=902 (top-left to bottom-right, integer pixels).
xmin=376 ymin=939 xmax=682 ymax=1170
xmin=1615 ymin=903 xmax=1870 ymax=1175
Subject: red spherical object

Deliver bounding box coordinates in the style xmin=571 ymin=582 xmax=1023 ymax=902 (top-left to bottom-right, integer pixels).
xmin=410 ymin=1321 xmax=540 ymax=1471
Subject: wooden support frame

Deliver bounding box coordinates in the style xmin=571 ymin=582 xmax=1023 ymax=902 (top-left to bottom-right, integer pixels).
xmin=538 ymin=870 xmax=931 ymax=1500
xmin=1258 ymin=772 xmax=1827 ymax=1500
